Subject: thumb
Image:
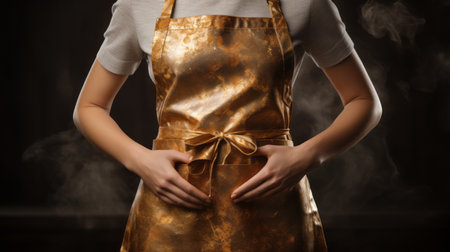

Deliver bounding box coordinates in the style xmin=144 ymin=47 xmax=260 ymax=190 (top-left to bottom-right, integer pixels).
xmin=169 ymin=150 xmax=193 ymax=164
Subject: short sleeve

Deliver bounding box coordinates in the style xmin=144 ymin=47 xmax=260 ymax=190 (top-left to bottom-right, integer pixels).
xmin=302 ymin=0 xmax=354 ymax=68
xmin=96 ymin=0 xmax=144 ymax=75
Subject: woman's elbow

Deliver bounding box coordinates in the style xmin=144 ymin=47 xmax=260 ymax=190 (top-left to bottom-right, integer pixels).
xmin=72 ymin=101 xmax=83 ymax=130
xmin=72 ymin=107 xmax=80 ymax=128
xmin=371 ymin=96 xmax=383 ymax=126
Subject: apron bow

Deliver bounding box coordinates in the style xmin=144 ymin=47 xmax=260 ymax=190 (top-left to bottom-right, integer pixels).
xmin=183 ymin=129 xmax=258 ymax=197
xmin=184 ymin=130 xmax=258 ymax=163
xmin=155 ymin=126 xmax=291 ymax=198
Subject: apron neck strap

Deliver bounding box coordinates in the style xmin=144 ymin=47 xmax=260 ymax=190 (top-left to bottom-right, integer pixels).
xmin=160 ymin=0 xmax=174 ymax=18
xmin=267 ymin=0 xmax=288 ymax=30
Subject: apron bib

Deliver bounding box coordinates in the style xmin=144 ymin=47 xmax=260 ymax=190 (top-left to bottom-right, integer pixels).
xmin=120 ymin=0 xmax=327 ymax=251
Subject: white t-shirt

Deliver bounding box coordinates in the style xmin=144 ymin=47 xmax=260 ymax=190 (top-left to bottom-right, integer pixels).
xmin=96 ymin=0 xmax=354 ymax=84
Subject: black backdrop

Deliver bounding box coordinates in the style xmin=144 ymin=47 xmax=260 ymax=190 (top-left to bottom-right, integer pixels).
xmin=2 ymin=0 xmax=449 ymax=251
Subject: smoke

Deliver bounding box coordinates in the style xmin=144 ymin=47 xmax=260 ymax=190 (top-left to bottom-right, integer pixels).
xmin=359 ymin=0 xmax=448 ymax=102
xmin=293 ymin=54 xmax=434 ymax=215
xmin=359 ymin=0 xmax=425 ymax=46
xmin=22 ymin=127 xmax=140 ymax=216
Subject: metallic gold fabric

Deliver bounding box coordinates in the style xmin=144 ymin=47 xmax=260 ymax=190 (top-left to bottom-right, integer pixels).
xmin=120 ymin=0 xmax=327 ymax=251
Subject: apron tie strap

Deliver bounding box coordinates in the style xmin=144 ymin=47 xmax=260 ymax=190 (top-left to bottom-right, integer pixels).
xmin=156 ymin=126 xmax=291 ymax=198
xmin=184 ymin=130 xmax=259 ymax=197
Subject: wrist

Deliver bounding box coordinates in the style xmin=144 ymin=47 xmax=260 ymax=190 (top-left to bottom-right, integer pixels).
xmin=122 ymin=142 xmax=150 ymax=174
xmin=293 ymin=140 xmax=323 ymax=169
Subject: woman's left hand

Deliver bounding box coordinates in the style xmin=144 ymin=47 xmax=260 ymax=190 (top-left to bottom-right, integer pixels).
xmin=230 ymin=144 xmax=320 ymax=203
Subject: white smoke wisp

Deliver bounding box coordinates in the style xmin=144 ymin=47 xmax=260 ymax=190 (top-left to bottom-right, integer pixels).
xmin=292 ymin=54 xmax=434 ymax=215
xmin=22 ymin=128 xmax=140 ymax=216
xmin=359 ymin=0 xmax=426 ymax=46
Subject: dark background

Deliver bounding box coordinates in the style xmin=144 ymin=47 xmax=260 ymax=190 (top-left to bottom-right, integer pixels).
xmin=2 ymin=0 xmax=449 ymax=251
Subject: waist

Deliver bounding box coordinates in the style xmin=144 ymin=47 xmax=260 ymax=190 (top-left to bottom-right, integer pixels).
xmin=153 ymin=126 xmax=294 ymax=164
xmin=155 ymin=126 xmax=292 ymax=141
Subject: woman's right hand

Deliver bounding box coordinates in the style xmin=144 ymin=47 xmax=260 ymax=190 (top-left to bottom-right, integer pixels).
xmin=73 ymin=60 xmax=211 ymax=210
xmin=128 ymin=147 xmax=211 ymax=210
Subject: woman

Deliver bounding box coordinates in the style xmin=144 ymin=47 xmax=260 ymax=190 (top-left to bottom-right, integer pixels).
xmin=73 ymin=0 xmax=382 ymax=251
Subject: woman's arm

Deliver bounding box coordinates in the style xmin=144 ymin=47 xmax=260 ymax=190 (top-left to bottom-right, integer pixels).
xmin=298 ymin=50 xmax=382 ymax=164
xmin=73 ymin=59 xmax=211 ymax=209
xmin=73 ymin=59 xmax=140 ymax=168
xmin=231 ymin=50 xmax=382 ymax=202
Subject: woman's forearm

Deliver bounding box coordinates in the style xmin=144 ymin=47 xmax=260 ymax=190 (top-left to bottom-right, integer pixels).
xmin=73 ymin=105 xmax=146 ymax=172
xmin=72 ymin=60 xmax=211 ymax=208
xmin=296 ymin=96 xmax=382 ymax=165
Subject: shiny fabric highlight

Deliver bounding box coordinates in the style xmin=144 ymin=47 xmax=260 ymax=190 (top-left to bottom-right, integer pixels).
xmin=120 ymin=0 xmax=327 ymax=251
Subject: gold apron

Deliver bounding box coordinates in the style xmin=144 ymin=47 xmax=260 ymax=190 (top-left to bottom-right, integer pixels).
xmin=120 ymin=0 xmax=327 ymax=251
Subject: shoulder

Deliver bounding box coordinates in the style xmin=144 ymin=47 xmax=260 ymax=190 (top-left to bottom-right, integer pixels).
xmin=111 ymin=0 xmax=162 ymax=18
xmin=280 ymin=0 xmax=312 ymax=14
xmin=280 ymin=0 xmax=311 ymax=39
xmin=281 ymin=0 xmax=343 ymax=19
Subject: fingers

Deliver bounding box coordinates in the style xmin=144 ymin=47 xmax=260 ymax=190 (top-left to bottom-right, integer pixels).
xmin=172 ymin=175 xmax=211 ymax=204
xmin=230 ymin=149 xmax=296 ymax=203
xmin=230 ymin=166 xmax=271 ymax=200
xmin=246 ymin=184 xmax=283 ymax=202
xmin=150 ymin=151 xmax=211 ymax=209
xmin=165 ymin=191 xmax=204 ymax=209
xmin=162 ymin=184 xmax=209 ymax=207
xmin=153 ymin=175 xmax=210 ymax=209
xmin=234 ymin=181 xmax=296 ymax=203
xmin=168 ymin=149 xmax=193 ymax=164
xmin=230 ymin=146 xmax=272 ymax=201
xmin=160 ymin=190 xmax=205 ymax=210
xmin=232 ymin=177 xmax=278 ymax=203
xmin=166 ymin=150 xmax=211 ymax=202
